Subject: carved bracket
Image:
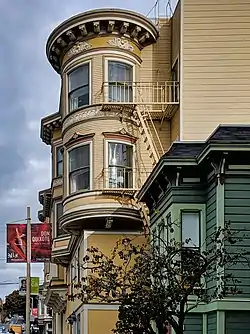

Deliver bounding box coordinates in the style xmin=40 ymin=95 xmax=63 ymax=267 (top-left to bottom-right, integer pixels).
xmin=211 ymin=153 xmax=228 ymax=185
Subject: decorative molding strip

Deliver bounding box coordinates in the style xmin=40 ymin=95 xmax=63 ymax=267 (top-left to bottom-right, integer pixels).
xmin=107 ymin=37 xmax=134 ymax=51
xmin=66 ymin=41 xmax=92 ymax=57
xmin=64 ymin=132 xmax=95 ymax=148
xmin=62 ymin=107 xmax=133 ymax=133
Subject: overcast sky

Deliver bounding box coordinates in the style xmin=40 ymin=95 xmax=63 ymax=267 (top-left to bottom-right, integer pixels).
xmin=0 ymin=0 xmax=177 ymax=299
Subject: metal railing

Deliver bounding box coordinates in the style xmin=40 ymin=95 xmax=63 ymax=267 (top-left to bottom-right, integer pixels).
xmin=94 ymin=168 xmax=152 ymax=190
xmin=96 ymin=81 xmax=179 ymax=105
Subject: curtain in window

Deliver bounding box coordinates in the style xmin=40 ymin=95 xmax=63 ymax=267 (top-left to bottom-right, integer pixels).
xmin=108 ymin=61 xmax=133 ymax=102
xmin=108 ymin=143 xmax=133 ymax=188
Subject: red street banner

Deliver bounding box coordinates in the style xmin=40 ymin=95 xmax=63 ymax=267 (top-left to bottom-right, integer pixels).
xmin=6 ymin=224 xmax=27 ymax=263
xmin=31 ymin=223 xmax=51 ymax=263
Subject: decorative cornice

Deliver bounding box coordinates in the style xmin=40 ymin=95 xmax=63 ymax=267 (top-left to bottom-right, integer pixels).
xmin=66 ymin=41 xmax=92 ymax=57
xmin=102 ymin=128 xmax=138 ymax=143
xmin=107 ymin=37 xmax=134 ymax=51
xmin=62 ymin=105 xmax=135 ymax=135
xmin=41 ymin=112 xmax=62 ymax=145
xmin=59 ymin=206 xmax=142 ymax=233
xmin=64 ymin=132 xmax=95 ymax=148
xmin=46 ymin=8 xmax=159 ymax=73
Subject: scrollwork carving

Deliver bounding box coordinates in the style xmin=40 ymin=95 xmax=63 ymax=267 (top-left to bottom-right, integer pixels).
xmin=107 ymin=37 xmax=134 ymax=52
xmin=66 ymin=41 xmax=92 ymax=57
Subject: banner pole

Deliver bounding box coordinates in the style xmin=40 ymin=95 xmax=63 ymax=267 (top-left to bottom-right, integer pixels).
xmin=26 ymin=206 xmax=31 ymax=334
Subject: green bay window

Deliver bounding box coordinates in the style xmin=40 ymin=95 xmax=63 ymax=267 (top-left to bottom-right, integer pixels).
xmin=68 ymin=64 xmax=89 ymax=112
xmin=108 ymin=61 xmax=133 ymax=103
xmin=108 ymin=142 xmax=133 ymax=188
xmin=69 ymin=145 xmax=90 ymax=194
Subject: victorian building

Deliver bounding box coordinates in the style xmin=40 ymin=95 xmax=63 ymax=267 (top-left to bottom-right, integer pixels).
xmin=38 ymin=1 xmax=250 ymax=334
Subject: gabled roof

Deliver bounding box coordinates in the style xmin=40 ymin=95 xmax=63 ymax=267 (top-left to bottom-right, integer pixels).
xmin=138 ymin=124 xmax=250 ymax=201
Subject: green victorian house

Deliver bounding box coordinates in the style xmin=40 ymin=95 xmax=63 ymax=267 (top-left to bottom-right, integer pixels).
xmin=138 ymin=125 xmax=250 ymax=334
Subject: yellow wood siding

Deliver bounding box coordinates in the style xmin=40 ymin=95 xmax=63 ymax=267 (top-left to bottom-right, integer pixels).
xmin=171 ymin=109 xmax=180 ymax=142
xmin=182 ymin=0 xmax=250 ymax=140
xmin=171 ymin=1 xmax=181 ymax=65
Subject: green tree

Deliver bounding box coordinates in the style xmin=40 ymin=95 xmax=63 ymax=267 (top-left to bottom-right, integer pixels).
xmin=69 ymin=221 xmax=250 ymax=334
xmin=3 ymin=290 xmax=26 ymax=317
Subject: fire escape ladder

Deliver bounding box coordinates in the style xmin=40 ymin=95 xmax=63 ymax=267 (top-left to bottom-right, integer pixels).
xmin=134 ymin=89 xmax=165 ymax=165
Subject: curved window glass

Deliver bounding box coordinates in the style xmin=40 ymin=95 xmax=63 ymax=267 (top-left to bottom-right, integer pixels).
xmin=108 ymin=142 xmax=133 ymax=188
xmin=108 ymin=61 xmax=133 ymax=103
xmin=69 ymin=145 xmax=90 ymax=193
xmin=68 ymin=64 xmax=89 ymax=112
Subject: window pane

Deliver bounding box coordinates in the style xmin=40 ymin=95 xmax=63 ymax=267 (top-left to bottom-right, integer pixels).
xmin=69 ymin=65 xmax=89 ymax=92
xmin=69 ymin=85 xmax=89 ymax=111
xmin=56 ymin=203 xmax=63 ymax=220
xmin=159 ymin=223 xmax=165 ymax=253
xmin=56 ymin=147 xmax=63 ymax=162
xmin=108 ymin=143 xmax=133 ymax=167
xmin=182 ymin=212 xmax=200 ymax=248
xmin=108 ymin=61 xmax=133 ymax=82
xmin=108 ymin=166 xmax=132 ymax=188
xmin=70 ymin=168 xmax=90 ymax=193
xmin=57 ymin=161 xmax=63 ymax=177
xmin=56 ymin=202 xmax=64 ymax=236
xmin=69 ymin=145 xmax=90 ymax=172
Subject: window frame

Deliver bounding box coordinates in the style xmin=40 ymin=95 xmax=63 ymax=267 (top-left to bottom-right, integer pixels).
xmin=66 ymin=141 xmax=93 ymax=196
xmin=66 ymin=60 xmax=91 ymax=114
xmin=55 ymin=146 xmax=63 ymax=178
xmin=53 ymin=141 xmax=63 ymax=179
xmin=104 ymin=57 xmax=136 ymax=103
xmin=104 ymin=139 xmax=135 ymax=189
xmin=54 ymin=200 xmax=64 ymax=238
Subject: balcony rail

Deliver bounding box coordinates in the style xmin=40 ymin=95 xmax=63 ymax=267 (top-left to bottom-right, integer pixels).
xmin=94 ymin=168 xmax=152 ymax=190
xmin=95 ymin=81 xmax=179 ymax=105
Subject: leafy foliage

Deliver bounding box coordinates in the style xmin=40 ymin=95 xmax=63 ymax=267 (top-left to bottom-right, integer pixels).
xmin=3 ymin=290 xmax=26 ymax=317
xmin=69 ymin=221 xmax=250 ymax=334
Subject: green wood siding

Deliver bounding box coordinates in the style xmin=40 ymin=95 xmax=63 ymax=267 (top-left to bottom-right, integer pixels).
xmin=184 ymin=313 xmax=203 ymax=333
xmin=207 ymin=312 xmax=217 ymax=334
xmin=206 ymin=177 xmax=217 ymax=294
xmin=225 ymin=311 xmax=250 ymax=333
xmin=224 ymin=173 xmax=250 ymax=297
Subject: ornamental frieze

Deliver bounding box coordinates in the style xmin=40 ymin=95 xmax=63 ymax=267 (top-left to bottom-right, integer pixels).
xmin=107 ymin=37 xmax=134 ymax=52
xmin=62 ymin=107 xmax=133 ymax=133
xmin=66 ymin=41 xmax=92 ymax=57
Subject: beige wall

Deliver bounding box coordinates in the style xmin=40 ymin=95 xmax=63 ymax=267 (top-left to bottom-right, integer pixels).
xmin=181 ymin=0 xmax=250 ymax=140
xmin=88 ymin=310 xmax=118 ymax=334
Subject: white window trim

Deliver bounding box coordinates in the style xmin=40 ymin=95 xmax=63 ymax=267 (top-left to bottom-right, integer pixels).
xmin=54 ymin=199 xmax=63 ymax=238
xmin=104 ymin=57 xmax=136 ymax=103
xmin=66 ymin=141 xmax=93 ymax=196
xmin=66 ymin=59 xmax=92 ymax=115
xmin=104 ymin=139 xmax=135 ymax=189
